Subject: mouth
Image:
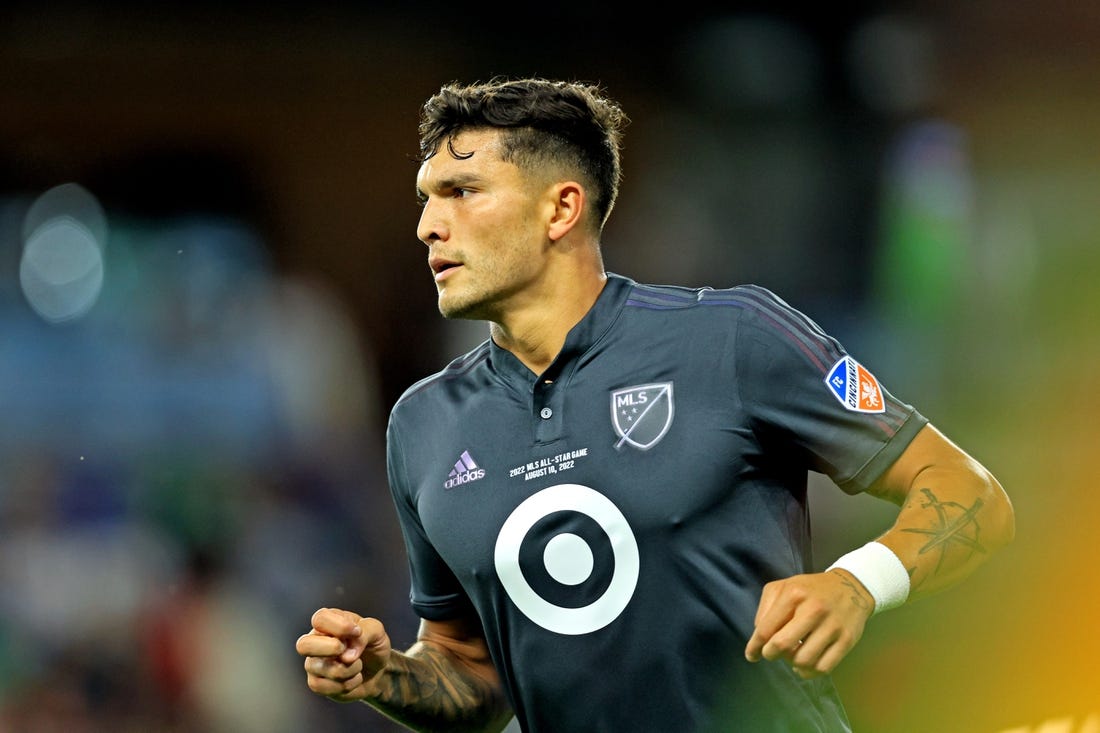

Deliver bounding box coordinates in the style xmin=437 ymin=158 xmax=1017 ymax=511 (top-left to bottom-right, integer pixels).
xmin=429 ymin=255 xmax=462 ymax=282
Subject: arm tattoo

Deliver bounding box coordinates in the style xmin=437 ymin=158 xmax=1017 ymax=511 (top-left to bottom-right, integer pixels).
xmin=900 ymin=487 xmax=987 ymax=579
xmin=839 ymin=575 xmax=873 ymax=611
xmin=366 ymin=645 xmax=505 ymax=732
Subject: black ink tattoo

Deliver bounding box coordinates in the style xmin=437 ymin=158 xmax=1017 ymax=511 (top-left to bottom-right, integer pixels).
xmin=839 ymin=575 xmax=872 ymax=610
xmin=901 ymin=487 xmax=986 ymax=574
xmin=368 ymin=646 xmax=505 ymax=732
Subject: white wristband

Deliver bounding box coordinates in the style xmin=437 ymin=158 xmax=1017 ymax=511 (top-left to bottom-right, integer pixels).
xmin=827 ymin=541 xmax=910 ymax=615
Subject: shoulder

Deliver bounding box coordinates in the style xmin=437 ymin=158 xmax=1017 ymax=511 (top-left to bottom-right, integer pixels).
xmin=390 ymin=339 xmax=492 ymax=416
xmin=622 ymin=279 xmax=811 ymax=327
xmin=623 ymin=277 xmax=842 ymax=366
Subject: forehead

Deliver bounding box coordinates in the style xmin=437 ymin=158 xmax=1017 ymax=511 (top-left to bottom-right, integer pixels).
xmin=416 ymin=128 xmax=510 ymax=187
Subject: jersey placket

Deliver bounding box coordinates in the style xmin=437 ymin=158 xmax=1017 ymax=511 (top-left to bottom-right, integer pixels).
xmin=532 ymin=374 xmax=565 ymax=445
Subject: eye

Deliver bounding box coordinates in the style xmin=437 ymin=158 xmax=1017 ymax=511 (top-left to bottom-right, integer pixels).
xmin=452 ymin=187 xmax=469 ymax=199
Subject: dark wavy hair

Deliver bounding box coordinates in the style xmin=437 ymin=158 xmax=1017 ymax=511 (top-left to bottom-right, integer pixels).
xmin=417 ymin=77 xmax=628 ymax=231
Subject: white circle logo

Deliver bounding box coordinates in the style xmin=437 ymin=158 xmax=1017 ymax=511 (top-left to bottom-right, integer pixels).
xmin=494 ymin=484 xmax=639 ymax=635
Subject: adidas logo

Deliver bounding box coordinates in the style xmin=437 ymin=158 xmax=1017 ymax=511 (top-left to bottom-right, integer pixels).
xmin=444 ymin=450 xmax=486 ymax=489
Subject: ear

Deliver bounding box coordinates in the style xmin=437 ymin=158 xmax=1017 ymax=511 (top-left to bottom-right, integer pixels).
xmin=546 ymin=181 xmax=586 ymax=242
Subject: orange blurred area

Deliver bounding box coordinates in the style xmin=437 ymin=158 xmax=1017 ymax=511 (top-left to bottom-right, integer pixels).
xmin=833 ymin=93 xmax=1100 ymax=728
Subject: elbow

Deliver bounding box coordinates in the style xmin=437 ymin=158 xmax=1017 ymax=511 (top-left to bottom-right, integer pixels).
xmin=983 ymin=469 xmax=1016 ymax=552
xmin=1000 ymin=494 xmax=1016 ymax=549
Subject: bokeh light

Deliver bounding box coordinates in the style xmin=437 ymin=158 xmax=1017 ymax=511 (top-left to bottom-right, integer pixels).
xmin=19 ymin=182 xmax=107 ymax=323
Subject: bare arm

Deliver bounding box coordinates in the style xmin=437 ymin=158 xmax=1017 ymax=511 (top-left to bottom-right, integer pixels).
xmin=297 ymin=608 xmax=513 ymax=733
xmin=746 ymin=423 xmax=1014 ymax=677
xmin=862 ymin=422 xmax=1015 ymax=601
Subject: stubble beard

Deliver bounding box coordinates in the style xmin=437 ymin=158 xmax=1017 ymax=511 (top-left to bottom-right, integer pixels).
xmin=435 ymin=232 xmax=540 ymax=322
xmin=436 ymin=277 xmax=499 ymax=322
xmin=436 ymin=264 xmax=526 ymax=324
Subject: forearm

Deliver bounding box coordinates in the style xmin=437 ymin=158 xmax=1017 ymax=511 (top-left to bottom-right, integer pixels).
xmin=875 ymin=455 xmax=1014 ymax=603
xmin=362 ymin=640 xmax=512 ymax=733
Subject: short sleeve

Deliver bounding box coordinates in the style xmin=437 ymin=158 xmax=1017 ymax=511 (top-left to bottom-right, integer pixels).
xmin=385 ymin=411 xmax=477 ymax=620
xmin=733 ymin=286 xmax=928 ymax=493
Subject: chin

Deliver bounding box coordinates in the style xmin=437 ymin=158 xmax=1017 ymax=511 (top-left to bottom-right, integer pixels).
xmin=438 ymin=296 xmax=479 ymax=320
xmin=438 ymin=293 xmax=495 ymax=322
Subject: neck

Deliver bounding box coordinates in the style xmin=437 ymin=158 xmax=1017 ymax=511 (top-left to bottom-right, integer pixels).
xmin=490 ymin=268 xmax=607 ymax=376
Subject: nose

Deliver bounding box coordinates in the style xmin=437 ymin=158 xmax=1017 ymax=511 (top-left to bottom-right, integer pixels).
xmin=416 ymin=199 xmax=446 ymax=245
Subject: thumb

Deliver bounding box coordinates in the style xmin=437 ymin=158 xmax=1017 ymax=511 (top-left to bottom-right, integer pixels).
xmin=342 ymin=617 xmax=390 ymax=670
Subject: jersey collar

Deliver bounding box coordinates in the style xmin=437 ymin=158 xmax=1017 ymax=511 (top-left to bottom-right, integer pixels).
xmin=488 ymin=272 xmax=635 ymax=388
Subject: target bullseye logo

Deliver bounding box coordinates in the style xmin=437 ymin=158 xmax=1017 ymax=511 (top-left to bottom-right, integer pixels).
xmin=494 ymin=484 xmax=639 ymax=635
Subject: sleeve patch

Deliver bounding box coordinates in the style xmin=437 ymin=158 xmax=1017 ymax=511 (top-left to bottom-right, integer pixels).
xmin=825 ymin=356 xmax=886 ymax=414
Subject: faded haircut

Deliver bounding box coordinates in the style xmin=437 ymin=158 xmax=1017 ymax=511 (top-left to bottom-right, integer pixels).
xmin=417 ymin=76 xmax=628 ymax=230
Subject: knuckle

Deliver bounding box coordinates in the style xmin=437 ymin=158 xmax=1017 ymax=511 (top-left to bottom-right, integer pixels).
xmin=785 ymin=583 xmax=813 ymax=605
xmin=803 ymin=600 xmax=828 ymax=620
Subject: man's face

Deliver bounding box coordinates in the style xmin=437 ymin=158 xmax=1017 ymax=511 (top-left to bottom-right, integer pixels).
xmin=415 ymin=128 xmax=553 ymax=321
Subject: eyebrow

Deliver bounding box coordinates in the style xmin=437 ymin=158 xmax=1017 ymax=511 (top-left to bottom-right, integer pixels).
xmin=416 ymin=172 xmax=483 ymax=201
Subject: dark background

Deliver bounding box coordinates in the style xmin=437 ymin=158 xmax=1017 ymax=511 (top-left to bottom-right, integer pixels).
xmin=1 ymin=2 xmax=1098 ymax=731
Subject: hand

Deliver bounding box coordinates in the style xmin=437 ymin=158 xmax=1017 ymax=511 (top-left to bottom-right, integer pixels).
xmin=744 ymin=570 xmax=874 ymax=679
xmin=296 ymin=608 xmax=391 ymax=701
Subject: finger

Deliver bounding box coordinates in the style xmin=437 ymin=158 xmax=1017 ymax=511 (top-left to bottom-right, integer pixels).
xmin=755 ymin=609 xmax=812 ymax=662
xmin=784 ymin=630 xmax=829 ymax=679
xmin=307 ymin=653 xmax=364 ymax=680
xmin=296 ymin=630 xmax=352 ymax=658
xmin=745 ymin=584 xmax=793 ymax=662
xmin=341 ymin=617 xmax=388 ymax=665
xmin=761 ymin=627 xmax=808 ymax=662
xmin=745 ymin=621 xmax=782 ymax=662
xmin=306 ymin=665 xmax=365 ymax=698
xmin=791 ymin=610 xmax=865 ymax=677
xmin=789 ymin=628 xmax=828 ymax=667
xmin=305 ymin=651 xmax=365 ymax=686
xmin=744 ymin=629 xmax=765 ymax=662
xmin=793 ymin=663 xmax=822 ymax=680
xmin=787 ymin=638 xmax=820 ymax=680
xmin=760 ymin=599 xmax=826 ymax=662
xmin=796 ymin=632 xmax=854 ymax=678
xmin=310 ymin=608 xmax=364 ymax=639
xmin=790 ymin=614 xmax=866 ymax=679
xmin=752 ymin=581 xmax=781 ymax=628
xmin=306 ymin=672 xmax=348 ymax=697
xmin=791 ymin=646 xmax=832 ymax=680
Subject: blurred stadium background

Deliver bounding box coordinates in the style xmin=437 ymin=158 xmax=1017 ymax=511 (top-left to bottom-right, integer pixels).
xmin=1 ymin=2 xmax=1097 ymax=731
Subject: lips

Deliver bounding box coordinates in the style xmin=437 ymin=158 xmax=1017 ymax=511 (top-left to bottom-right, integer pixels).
xmin=429 ymin=255 xmax=462 ymax=281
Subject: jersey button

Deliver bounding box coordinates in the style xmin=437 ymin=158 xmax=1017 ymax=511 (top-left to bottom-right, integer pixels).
xmin=539 ymin=407 xmax=553 ymax=419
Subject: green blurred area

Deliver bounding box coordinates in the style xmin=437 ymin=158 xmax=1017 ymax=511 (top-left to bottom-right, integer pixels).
xmin=837 ymin=106 xmax=1100 ymax=731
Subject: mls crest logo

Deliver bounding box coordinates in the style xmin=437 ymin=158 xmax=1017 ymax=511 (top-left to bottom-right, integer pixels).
xmin=825 ymin=356 xmax=886 ymax=414
xmin=610 ymin=382 xmax=674 ymax=450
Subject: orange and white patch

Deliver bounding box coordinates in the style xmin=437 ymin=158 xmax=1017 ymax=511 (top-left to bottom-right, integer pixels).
xmin=825 ymin=356 xmax=886 ymax=414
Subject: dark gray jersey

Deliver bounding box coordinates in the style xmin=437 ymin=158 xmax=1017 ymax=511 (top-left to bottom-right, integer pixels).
xmin=385 ymin=273 xmax=927 ymax=732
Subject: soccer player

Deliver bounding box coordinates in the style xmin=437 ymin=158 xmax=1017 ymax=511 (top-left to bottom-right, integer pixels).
xmin=296 ymin=77 xmax=1015 ymax=732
